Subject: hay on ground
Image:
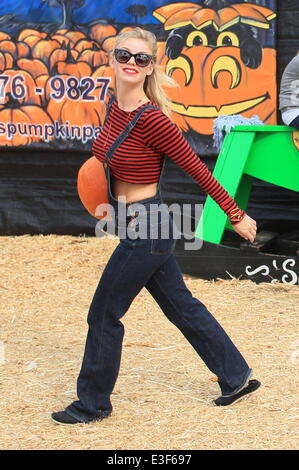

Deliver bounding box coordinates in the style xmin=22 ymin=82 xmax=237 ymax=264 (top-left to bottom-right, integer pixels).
xmin=0 ymin=234 xmax=298 ymax=450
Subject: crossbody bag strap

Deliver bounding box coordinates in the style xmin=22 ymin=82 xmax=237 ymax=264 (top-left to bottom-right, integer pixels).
xmin=101 ymin=95 xmax=116 ymax=129
xmin=104 ymin=104 xmax=159 ymax=161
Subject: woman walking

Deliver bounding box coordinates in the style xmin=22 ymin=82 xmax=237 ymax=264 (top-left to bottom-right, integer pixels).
xmin=52 ymin=27 xmax=260 ymax=425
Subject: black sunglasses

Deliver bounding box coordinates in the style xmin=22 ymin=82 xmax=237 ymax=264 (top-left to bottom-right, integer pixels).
xmin=114 ymin=48 xmax=153 ymax=67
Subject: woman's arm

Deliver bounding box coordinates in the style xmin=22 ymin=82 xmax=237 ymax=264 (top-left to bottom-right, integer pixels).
xmin=143 ymin=110 xmax=256 ymax=242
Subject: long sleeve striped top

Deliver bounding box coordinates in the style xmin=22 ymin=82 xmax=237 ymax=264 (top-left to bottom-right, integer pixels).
xmin=92 ymin=97 xmax=244 ymax=223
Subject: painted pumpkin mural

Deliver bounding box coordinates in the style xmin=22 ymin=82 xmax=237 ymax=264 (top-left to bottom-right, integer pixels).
xmin=153 ymin=0 xmax=277 ymax=135
xmin=0 ymin=0 xmax=277 ymax=152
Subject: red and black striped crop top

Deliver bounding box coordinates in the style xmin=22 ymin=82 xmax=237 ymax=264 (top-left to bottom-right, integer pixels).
xmin=92 ymin=97 xmax=244 ymax=223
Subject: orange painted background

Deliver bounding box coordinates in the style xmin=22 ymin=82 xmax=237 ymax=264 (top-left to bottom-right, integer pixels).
xmin=0 ymin=1 xmax=277 ymax=153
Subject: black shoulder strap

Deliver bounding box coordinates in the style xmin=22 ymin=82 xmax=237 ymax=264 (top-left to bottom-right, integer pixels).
xmin=106 ymin=94 xmax=116 ymax=114
xmin=102 ymin=95 xmax=116 ymax=128
xmin=104 ymin=104 xmax=159 ymax=162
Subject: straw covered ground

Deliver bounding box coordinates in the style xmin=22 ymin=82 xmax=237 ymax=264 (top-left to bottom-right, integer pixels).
xmin=0 ymin=234 xmax=298 ymax=450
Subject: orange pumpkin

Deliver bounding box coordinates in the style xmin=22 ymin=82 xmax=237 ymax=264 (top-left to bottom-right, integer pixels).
xmin=54 ymin=29 xmax=69 ymax=35
xmin=54 ymin=47 xmax=92 ymax=78
xmin=17 ymin=56 xmax=48 ymax=79
xmin=74 ymin=39 xmax=99 ymax=53
xmin=0 ymin=39 xmax=31 ymax=59
xmin=0 ymin=93 xmax=53 ymax=146
xmin=50 ymin=34 xmax=71 ymax=47
xmin=49 ymin=43 xmax=79 ymax=72
xmin=160 ymin=45 xmax=277 ymax=135
xmin=89 ymin=24 xmax=117 ymax=45
xmin=47 ymin=91 xmax=104 ymax=127
xmin=77 ymin=157 xmax=109 ymax=219
xmin=23 ymin=34 xmax=46 ymax=49
xmin=101 ymin=36 xmax=116 ymax=54
xmin=18 ymin=29 xmax=47 ymax=42
xmin=78 ymin=46 xmax=107 ymax=69
xmin=0 ymin=52 xmax=7 ymax=72
xmin=0 ymin=52 xmax=14 ymax=72
xmin=0 ymin=32 xmax=11 ymax=41
xmin=64 ymin=31 xmax=86 ymax=43
xmin=16 ymin=41 xmax=31 ymax=58
xmin=0 ymin=39 xmax=16 ymax=57
xmin=153 ymin=2 xmax=277 ymax=135
xmin=31 ymin=39 xmax=61 ymax=65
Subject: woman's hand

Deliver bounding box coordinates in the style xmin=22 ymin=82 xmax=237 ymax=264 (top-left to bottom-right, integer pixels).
xmin=232 ymin=214 xmax=257 ymax=243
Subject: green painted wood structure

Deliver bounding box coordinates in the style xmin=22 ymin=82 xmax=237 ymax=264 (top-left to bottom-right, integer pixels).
xmin=195 ymin=126 xmax=299 ymax=245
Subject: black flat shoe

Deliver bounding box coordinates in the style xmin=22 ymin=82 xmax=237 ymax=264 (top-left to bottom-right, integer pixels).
xmin=213 ymin=379 xmax=261 ymax=406
xmin=51 ymin=411 xmax=86 ymax=425
xmin=51 ymin=410 xmax=111 ymax=425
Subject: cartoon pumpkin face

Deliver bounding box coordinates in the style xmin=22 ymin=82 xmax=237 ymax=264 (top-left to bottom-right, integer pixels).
xmin=153 ymin=1 xmax=277 ymax=135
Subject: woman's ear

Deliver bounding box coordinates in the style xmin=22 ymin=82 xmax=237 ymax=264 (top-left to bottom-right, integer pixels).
xmin=146 ymin=62 xmax=154 ymax=76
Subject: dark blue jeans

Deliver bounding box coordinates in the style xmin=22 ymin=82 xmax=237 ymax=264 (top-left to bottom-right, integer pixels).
xmin=290 ymin=115 xmax=299 ymax=130
xmin=65 ymin=168 xmax=252 ymax=423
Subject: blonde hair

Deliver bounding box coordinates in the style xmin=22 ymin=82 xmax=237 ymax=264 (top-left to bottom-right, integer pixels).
xmin=110 ymin=27 xmax=179 ymax=119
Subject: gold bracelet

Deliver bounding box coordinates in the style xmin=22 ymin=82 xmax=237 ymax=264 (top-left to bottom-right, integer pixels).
xmin=228 ymin=208 xmax=245 ymax=223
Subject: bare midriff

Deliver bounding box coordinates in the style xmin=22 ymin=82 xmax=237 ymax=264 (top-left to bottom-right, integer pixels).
xmin=111 ymin=175 xmax=158 ymax=203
